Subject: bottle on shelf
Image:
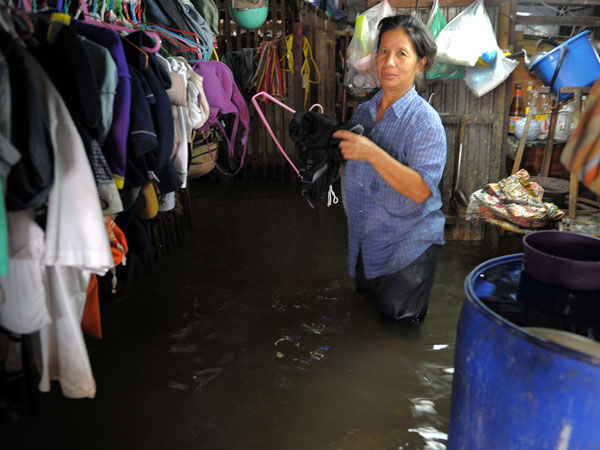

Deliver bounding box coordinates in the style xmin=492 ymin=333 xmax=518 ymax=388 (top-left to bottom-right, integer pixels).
xmin=508 ymin=82 xmax=525 ymax=134
xmin=536 ymin=92 xmax=550 ymax=140
xmin=525 ymin=81 xmax=537 ymax=115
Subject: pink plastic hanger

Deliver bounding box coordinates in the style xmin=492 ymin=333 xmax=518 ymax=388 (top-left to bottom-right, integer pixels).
xmin=79 ymin=0 xmax=162 ymax=53
xmin=21 ymin=0 xmax=32 ymax=12
xmin=251 ymin=91 xmax=324 ymax=177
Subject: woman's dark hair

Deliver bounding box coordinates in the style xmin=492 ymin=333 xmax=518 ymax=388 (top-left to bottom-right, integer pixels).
xmin=376 ymin=14 xmax=437 ymax=74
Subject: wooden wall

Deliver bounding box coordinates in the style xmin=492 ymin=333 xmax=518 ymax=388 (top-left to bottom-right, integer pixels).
xmin=214 ymin=0 xmax=521 ymax=240
xmin=214 ymin=0 xmax=343 ymax=181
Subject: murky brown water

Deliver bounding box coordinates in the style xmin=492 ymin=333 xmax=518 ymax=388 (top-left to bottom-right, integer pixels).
xmin=9 ymin=178 xmax=491 ymax=450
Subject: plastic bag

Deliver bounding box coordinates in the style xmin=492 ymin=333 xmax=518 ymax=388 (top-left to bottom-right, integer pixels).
xmin=426 ymin=0 xmax=464 ymax=80
xmin=435 ymin=0 xmax=498 ymax=67
xmin=343 ymin=0 xmax=395 ymax=96
xmin=464 ymin=50 xmax=518 ymax=97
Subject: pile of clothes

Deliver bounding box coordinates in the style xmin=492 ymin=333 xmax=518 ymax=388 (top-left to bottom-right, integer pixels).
xmin=467 ymin=169 xmax=565 ymax=230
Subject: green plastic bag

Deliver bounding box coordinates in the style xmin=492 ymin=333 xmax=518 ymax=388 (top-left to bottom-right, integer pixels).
xmin=426 ymin=0 xmax=464 ymax=80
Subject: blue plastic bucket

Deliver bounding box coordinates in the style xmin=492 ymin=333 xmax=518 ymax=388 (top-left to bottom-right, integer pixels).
xmin=529 ymin=30 xmax=600 ymax=101
xmin=448 ymin=254 xmax=600 ymax=449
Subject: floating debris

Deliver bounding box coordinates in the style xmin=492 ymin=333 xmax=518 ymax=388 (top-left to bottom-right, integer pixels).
xmin=193 ymin=368 xmax=223 ymax=394
xmin=169 ymin=344 xmax=197 ymax=354
xmin=274 ymin=336 xmax=298 ymax=346
xmin=308 ymin=346 xmax=329 ymax=362
xmin=168 ymin=381 xmax=190 ymax=391
xmin=275 ymin=352 xmax=285 ymax=358
xmin=430 ymin=344 xmax=449 ymax=351
xmin=411 ymin=398 xmax=438 ymax=416
xmin=302 ymin=322 xmax=325 ymax=335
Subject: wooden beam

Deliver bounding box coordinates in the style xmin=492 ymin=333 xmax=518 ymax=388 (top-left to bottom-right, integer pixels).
xmin=439 ymin=113 xmax=496 ymax=124
xmin=371 ymin=0 xmax=600 ymax=8
xmin=517 ymin=15 xmax=600 ymax=27
xmin=518 ymin=0 xmax=600 ymax=5
xmin=370 ymin=0 xmax=514 ymax=7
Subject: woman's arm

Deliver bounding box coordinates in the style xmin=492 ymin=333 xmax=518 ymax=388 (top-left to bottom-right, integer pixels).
xmin=333 ymin=130 xmax=432 ymax=203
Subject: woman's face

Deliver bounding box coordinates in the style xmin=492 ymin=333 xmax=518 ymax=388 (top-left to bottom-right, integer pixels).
xmin=376 ymin=28 xmax=426 ymax=95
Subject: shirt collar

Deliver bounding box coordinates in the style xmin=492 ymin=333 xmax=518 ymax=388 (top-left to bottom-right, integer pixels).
xmin=367 ymin=85 xmax=418 ymax=122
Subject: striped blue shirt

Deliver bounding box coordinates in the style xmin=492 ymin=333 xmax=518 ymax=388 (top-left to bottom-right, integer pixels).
xmin=341 ymin=86 xmax=447 ymax=279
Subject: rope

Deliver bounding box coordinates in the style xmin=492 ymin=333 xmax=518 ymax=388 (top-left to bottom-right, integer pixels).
xmin=250 ymin=40 xmax=284 ymax=101
xmin=281 ymin=33 xmax=293 ymax=73
xmin=278 ymin=34 xmax=320 ymax=108
xmin=301 ymin=35 xmax=320 ymax=109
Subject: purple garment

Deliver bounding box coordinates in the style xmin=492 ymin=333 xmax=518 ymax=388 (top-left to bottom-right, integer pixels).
xmin=193 ymin=61 xmax=249 ymax=163
xmin=73 ymin=21 xmax=131 ymax=189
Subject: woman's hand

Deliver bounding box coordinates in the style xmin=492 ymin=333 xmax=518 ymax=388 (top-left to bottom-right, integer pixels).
xmin=333 ymin=130 xmax=383 ymax=163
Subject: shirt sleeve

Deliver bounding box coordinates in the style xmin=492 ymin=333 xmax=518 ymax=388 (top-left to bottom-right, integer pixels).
xmin=404 ymin=107 xmax=447 ymax=195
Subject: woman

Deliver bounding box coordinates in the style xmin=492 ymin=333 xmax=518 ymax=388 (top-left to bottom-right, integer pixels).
xmin=333 ymin=14 xmax=446 ymax=323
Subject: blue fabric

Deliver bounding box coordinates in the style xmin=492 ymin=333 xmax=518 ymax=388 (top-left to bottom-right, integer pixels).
xmin=341 ymin=86 xmax=447 ymax=279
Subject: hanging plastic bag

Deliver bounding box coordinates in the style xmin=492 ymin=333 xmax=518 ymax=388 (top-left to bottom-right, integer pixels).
xmin=464 ymin=51 xmax=518 ymax=97
xmin=426 ymin=0 xmax=464 ymax=80
xmin=343 ymin=0 xmax=395 ymax=96
xmin=435 ymin=0 xmax=498 ymax=67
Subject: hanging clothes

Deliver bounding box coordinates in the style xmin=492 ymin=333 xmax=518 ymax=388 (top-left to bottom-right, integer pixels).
xmin=31 ymin=55 xmax=113 ymax=399
xmin=157 ymin=54 xmax=189 ymax=191
xmin=0 ymin=52 xmax=113 ymax=397
xmin=79 ymin=36 xmax=118 ymax=148
xmin=194 ymin=60 xmax=250 ymax=175
xmin=72 ymin=20 xmax=132 ymax=190
xmin=0 ymin=49 xmax=19 ymax=276
xmin=176 ymin=0 xmax=214 ymax=54
xmin=143 ymin=0 xmax=199 ymax=60
xmin=560 ymin=79 xmax=600 ymax=194
xmin=189 ymin=0 xmax=219 ymax=37
xmin=176 ymin=56 xmax=209 ymax=135
xmin=0 ymin=30 xmax=54 ymax=212
xmin=29 ymin=20 xmax=122 ymax=216
xmin=221 ymin=48 xmax=257 ymax=103
xmin=0 ymin=50 xmax=20 ymax=184
xmin=122 ymin=30 xmax=181 ymax=195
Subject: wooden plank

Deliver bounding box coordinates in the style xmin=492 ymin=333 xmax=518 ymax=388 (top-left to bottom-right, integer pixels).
xmin=316 ymin=29 xmax=327 ymax=115
xmin=569 ymin=172 xmax=580 ymax=219
xmin=222 ymin=0 xmax=230 ymax=54
xmin=292 ymin=23 xmax=304 ymax=112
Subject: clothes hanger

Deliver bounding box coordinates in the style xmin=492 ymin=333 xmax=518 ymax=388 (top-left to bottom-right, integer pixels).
xmin=251 ymin=91 xmax=324 ymax=176
xmin=2 ymin=3 xmax=35 ymax=39
xmin=139 ymin=22 xmax=206 ymax=60
xmin=78 ymin=0 xmax=162 ymax=53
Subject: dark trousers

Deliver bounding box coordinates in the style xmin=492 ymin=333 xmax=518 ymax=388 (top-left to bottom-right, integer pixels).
xmin=355 ymin=244 xmax=442 ymax=322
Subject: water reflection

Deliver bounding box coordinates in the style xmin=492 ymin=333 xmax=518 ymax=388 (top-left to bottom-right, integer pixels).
xmin=24 ymin=181 xmax=492 ymax=450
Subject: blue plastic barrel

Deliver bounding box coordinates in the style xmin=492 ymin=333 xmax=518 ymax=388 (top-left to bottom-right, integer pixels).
xmin=529 ymin=30 xmax=600 ymax=101
xmin=448 ymin=254 xmax=600 ymax=449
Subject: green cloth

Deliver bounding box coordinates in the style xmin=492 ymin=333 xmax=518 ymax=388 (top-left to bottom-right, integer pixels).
xmin=191 ymin=0 xmax=219 ymax=37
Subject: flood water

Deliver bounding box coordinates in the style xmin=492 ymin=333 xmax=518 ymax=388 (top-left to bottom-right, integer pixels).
xmin=8 ymin=178 xmax=494 ymax=450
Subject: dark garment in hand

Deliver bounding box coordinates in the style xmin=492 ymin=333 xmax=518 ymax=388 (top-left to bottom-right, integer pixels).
xmin=288 ymin=111 xmax=346 ymax=208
